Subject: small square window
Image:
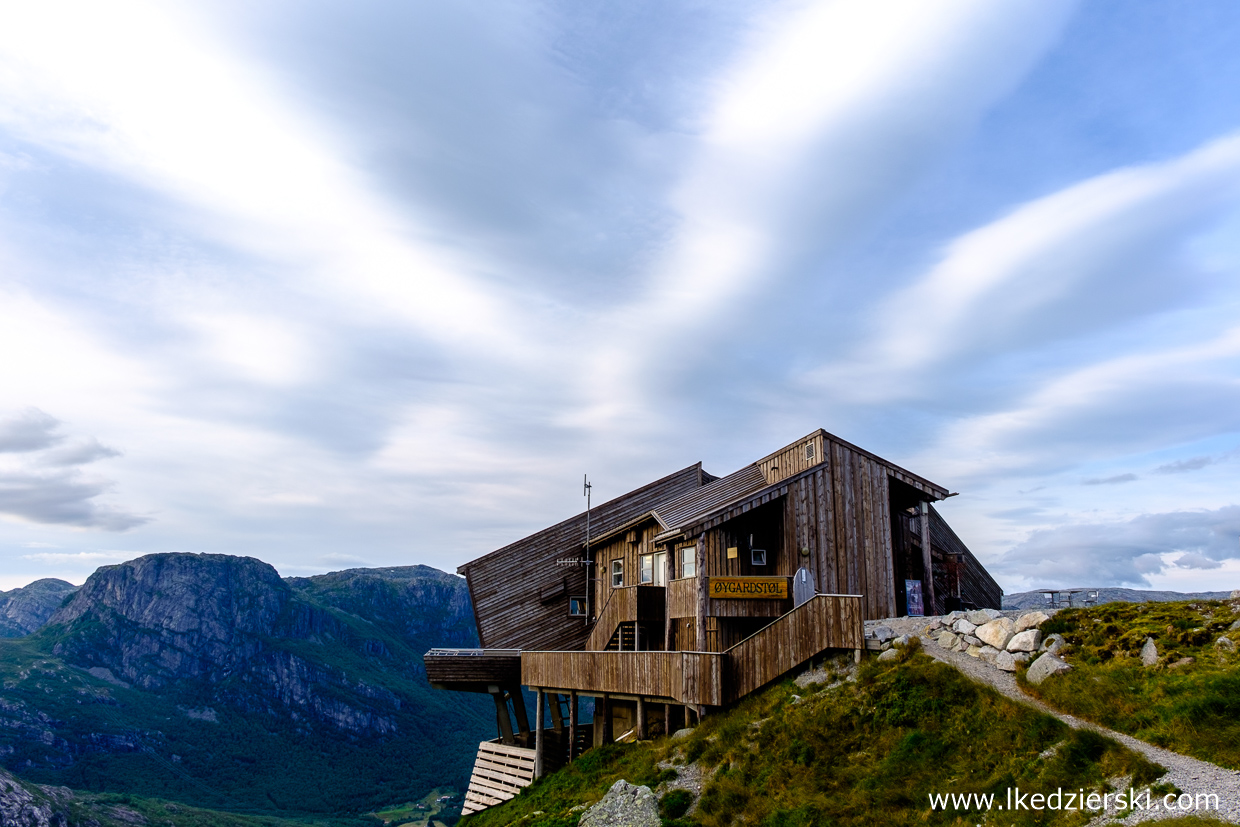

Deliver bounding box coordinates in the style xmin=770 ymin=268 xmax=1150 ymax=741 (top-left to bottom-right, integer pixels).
xmin=751 ymin=548 xmax=767 ymax=566
xmin=568 ymin=596 xmax=587 ymax=616
xmin=611 ymin=559 xmax=624 ymax=588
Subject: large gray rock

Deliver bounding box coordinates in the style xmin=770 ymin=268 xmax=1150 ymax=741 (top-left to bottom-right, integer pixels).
xmin=976 ymin=618 xmax=1015 ymax=650
xmin=1026 ymin=652 xmax=1072 ymax=685
xmin=1229 ymin=619 xmax=1240 ymax=632
xmin=871 ymin=625 xmax=895 ymax=643
xmin=579 ymin=780 xmax=660 ymax=827
xmin=966 ymin=608 xmax=1003 ymax=626
xmin=978 ymin=646 xmax=1001 ymax=664
xmin=0 ymin=765 xmax=70 ymax=827
xmin=1006 ymin=629 xmax=1042 ymax=653
xmin=0 ymin=579 xmax=78 ymax=638
xmin=1141 ymin=637 xmax=1159 ymax=667
xmin=877 ymin=648 xmax=900 ymax=662
xmin=1216 ymin=636 xmax=1235 ymax=653
xmin=996 ymin=651 xmax=1018 ymax=672
xmin=1014 ymin=611 xmax=1050 ymax=633
xmin=936 ymin=631 xmax=959 ymax=649
xmin=952 ymin=618 xmax=977 ymax=636
xmin=1041 ymin=633 xmax=1065 ymax=655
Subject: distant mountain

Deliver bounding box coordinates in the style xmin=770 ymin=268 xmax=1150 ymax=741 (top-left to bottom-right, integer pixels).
xmin=0 ymin=579 xmax=78 ymax=638
xmin=0 ymin=553 xmax=493 ymax=816
xmin=1003 ymin=586 xmax=1236 ymax=610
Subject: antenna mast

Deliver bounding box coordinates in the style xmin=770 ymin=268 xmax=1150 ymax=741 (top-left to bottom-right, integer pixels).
xmin=584 ymin=474 xmax=592 ymax=622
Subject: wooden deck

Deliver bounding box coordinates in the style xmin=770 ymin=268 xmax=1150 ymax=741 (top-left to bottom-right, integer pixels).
xmin=524 ymin=594 xmax=862 ymax=706
xmin=424 ymin=648 xmax=521 ymax=691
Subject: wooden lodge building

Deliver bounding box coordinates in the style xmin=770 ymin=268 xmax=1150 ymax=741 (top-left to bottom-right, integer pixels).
xmin=425 ymin=430 xmax=1001 ymax=812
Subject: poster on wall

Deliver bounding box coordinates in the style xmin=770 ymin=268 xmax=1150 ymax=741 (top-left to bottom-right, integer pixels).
xmin=905 ymin=579 xmax=925 ymax=617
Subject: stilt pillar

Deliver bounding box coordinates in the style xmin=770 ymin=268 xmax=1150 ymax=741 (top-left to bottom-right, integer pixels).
xmin=568 ymin=691 xmax=578 ymax=762
xmin=534 ymin=689 xmax=545 ymax=779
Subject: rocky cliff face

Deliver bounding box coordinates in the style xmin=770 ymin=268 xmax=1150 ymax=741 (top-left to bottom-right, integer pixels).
xmin=0 ymin=581 xmax=78 ymax=638
xmin=41 ymin=554 xmax=475 ymax=734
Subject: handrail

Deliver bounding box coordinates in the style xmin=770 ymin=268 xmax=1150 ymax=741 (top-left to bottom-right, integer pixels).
xmin=722 ymin=593 xmax=863 ymax=702
xmin=586 ymin=586 xmax=638 ymax=650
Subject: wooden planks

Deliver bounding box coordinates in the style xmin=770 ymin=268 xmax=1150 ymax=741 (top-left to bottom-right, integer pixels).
xmin=522 ymin=650 xmax=723 ymax=706
xmin=462 ymin=465 xmax=706 ymax=652
xmin=462 ymin=740 xmax=537 ymax=814
xmin=723 ymin=594 xmax=863 ymax=702
xmin=424 ymin=649 xmax=521 ymax=690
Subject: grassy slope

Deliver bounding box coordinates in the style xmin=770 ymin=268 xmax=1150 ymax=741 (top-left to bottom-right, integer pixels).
xmin=464 ymin=642 xmax=1184 ymax=827
xmin=1021 ymin=599 xmax=1240 ymax=770
xmin=0 ymin=596 xmax=491 ymax=816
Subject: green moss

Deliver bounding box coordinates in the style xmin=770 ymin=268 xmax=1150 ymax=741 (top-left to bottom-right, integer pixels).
xmin=1022 ymin=600 xmax=1240 ymax=769
xmin=464 ymin=650 xmax=1166 ymax=827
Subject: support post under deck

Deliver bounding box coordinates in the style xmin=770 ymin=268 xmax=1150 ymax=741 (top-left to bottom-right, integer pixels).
xmin=534 ymin=689 xmax=545 ymax=779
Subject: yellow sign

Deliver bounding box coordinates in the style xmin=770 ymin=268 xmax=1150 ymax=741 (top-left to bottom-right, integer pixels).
xmin=708 ymin=577 xmax=789 ymax=599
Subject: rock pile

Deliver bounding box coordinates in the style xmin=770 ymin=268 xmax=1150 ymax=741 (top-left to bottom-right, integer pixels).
xmin=916 ymin=609 xmax=1068 ymax=683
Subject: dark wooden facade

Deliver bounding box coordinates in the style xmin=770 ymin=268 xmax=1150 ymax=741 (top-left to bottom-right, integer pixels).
xmin=435 ymin=430 xmax=1000 ymax=806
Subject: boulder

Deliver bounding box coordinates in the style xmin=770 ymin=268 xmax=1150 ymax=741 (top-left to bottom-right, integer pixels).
xmin=966 ymin=608 xmax=1002 ymax=626
xmin=1168 ymin=657 xmax=1195 ymax=669
xmin=936 ymin=631 xmax=958 ymax=649
xmin=1217 ymin=636 xmax=1236 ymax=652
xmin=1014 ymin=611 xmax=1050 ymax=633
xmin=1041 ymin=633 xmax=1065 ymax=655
xmin=1229 ymin=619 xmax=1240 ymax=632
xmin=580 ymin=780 xmax=660 ymax=827
xmin=963 ymin=634 xmax=982 ymax=648
xmin=871 ymin=625 xmax=895 ymax=643
xmin=1012 ymin=652 xmax=1032 ymax=665
xmin=955 ymin=639 xmax=969 ymax=653
xmin=893 ymin=635 xmax=911 ymax=648
xmin=996 ymin=651 xmax=1017 ymax=672
xmin=976 ymin=618 xmax=1015 ymax=650
xmin=1026 ymin=652 xmax=1072 ymax=685
xmin=922 ymin=619 xmax=943 ymax=633
xmin=671 ymin=728 xmax=694 ymax=740
xmin=1141 ymin=637 xmax=1159 ymax=667
xmin=952 ymin=619 xmax=977 ymax=636
xmin=946 ymin=611 xmax=966 ymax=622
xmin=966 ymin=645 xmax=982 ymax=658
xmin=877 ymin=648 xmax=900 ymax=662
xmin=1006 ymin=630 xmax=1042 ymax=653
xmin=978 ymin=646 xmax=1000 ymax=664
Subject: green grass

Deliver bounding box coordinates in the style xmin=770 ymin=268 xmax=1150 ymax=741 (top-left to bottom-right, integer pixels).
xmin=463 ymin=641 xmax=1168 ymax=827
xmin=1021 ymin=599 xmax=1240 ymax=769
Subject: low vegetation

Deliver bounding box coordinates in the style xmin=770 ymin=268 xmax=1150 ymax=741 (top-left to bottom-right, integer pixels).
xmin=1021 ymin=599 xmax=1240 ymax=770
xmin=464 ymin=641 xmax=1178 ymax=827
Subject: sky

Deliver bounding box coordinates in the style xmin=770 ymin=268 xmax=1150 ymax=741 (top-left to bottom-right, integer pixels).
xmin=3 ymin=0 xmax=1240 ymax=595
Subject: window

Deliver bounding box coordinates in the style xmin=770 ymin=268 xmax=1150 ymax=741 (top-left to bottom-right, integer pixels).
xmin=751 ymin=547 xmax=767 ymax=566
xmin=611 ymin=559 xmax=624 ymax=588
xmin=568 ymin=596 xmax=587 ymax=616
xmin=680 ymin=546 xmax=696 ymax=578
xmin=640 ymin=552 xmax=667 ymax=586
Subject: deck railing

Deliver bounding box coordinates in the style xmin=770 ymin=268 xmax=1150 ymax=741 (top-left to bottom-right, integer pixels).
xmin=522 ymin=650 xmax=723 ymax=706
xmin=523 ymin=593 xmax=863 ymax=707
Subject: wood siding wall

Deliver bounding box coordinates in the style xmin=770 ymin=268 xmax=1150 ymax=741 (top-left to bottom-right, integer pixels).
xmin=929 ymin=504 xmax=1002 ymax=611
xmin=592 ymin=518 xmax=667 ymax=617
xmin=758 ymin=433 xmax=826 ymax=485
xmin=462 ymin=465 xmax=707 ymax=651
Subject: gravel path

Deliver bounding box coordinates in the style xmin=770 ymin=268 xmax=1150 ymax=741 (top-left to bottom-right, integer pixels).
xmin=918 ymin=635 xmax=1240 ymax=824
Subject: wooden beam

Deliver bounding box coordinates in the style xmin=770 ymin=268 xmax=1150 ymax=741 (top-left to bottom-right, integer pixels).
xmin=510 ymin=687 xmax=531 ymax=736
xmin=920 ymin=502 xmax=936 ymax=615
xmin=491 ymin=690 xmax=514 ymax=745
xmin=636 ymin=696 xmax=646 ymax=740
xmin=695 ymin=534 xmax=707 ymax=650
xmin=549 ymin=693 xmax=564 ymax=732
xmin=533 ymin=689 xmax=545 ymax=779
xmin=568 ymin=691 xmax=578 ymax=762
xmin=601 ymin=693 xmax=613 ymax=744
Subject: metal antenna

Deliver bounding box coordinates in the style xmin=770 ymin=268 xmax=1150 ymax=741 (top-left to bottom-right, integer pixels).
xmin=584 ymin=474 xmax=592 ymax=622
